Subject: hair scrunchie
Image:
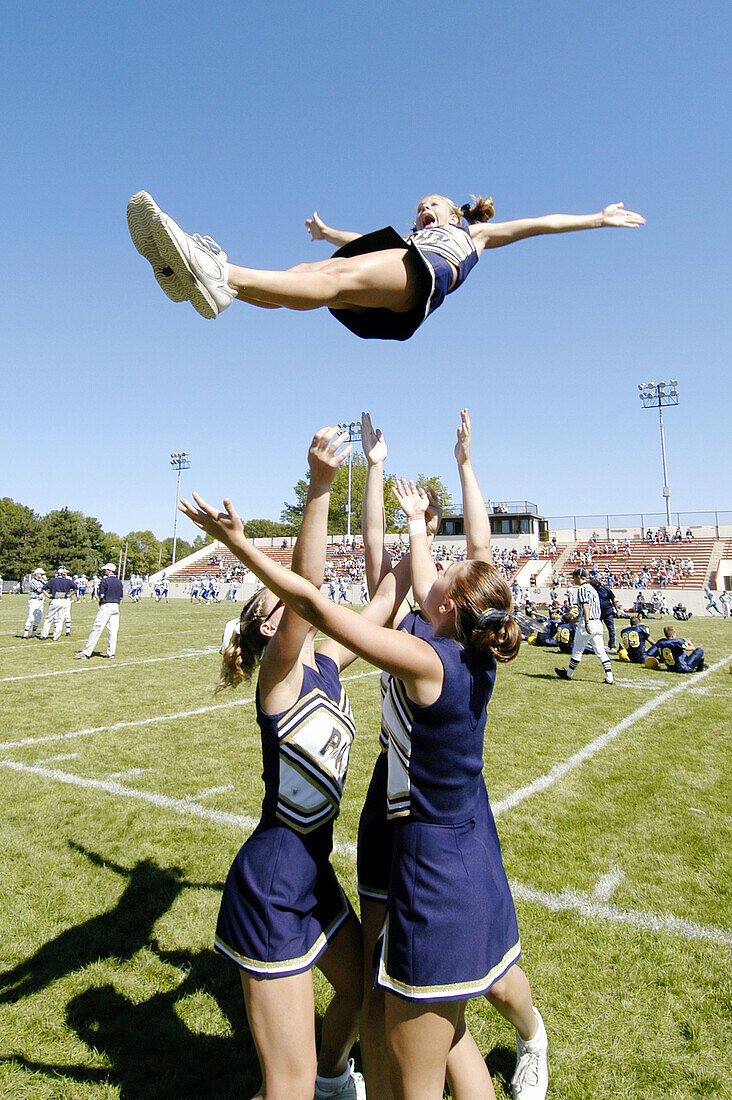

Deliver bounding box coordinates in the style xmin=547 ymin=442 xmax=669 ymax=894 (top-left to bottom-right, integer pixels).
xmin=477 ymin=608 xmax=513 ymax=629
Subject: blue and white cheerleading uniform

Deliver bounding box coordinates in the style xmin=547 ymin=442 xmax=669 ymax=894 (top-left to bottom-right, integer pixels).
xmin=329 ymin=220 xmax=479 ymax=341
xmin=376 ymin=636 xmax=520 ymax=1002
xmin=215 ymin=653 xmax=356 ymax=976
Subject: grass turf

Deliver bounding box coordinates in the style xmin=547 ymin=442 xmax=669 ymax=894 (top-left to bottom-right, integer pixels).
xmin=0 ymin=593 xmax=730 ymax=1098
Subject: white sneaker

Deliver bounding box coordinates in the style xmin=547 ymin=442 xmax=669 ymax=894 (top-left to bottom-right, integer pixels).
xmin=511 ymin=1008 xmax=548 ymax=1100
xmin=314 ymin=1059 xmax=366 ymax=1100
xmin=127 ymin=192 xmax=191 ymax=303
xmin=127 ymin=192 xmax=234 ymax=319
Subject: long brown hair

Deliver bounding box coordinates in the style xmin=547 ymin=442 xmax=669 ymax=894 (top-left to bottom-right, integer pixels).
xmin=448 ymin=561 xmax=521 ymax=663
xmin=215 ymin=588 xmax=272 ymax=692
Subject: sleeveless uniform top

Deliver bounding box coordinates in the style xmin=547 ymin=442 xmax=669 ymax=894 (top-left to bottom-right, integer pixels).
xmin=258 ymin=652 xmax=356 ymax=833
xmin=405 ymin=219 xmax=479 ymax=315
xmin=386 ymin=634 xmax=496 ymax=823
xmin=376 ymin=636 xmax=520 ymax=1001
xmin=215 ymin=652 xmax=355 ymax=976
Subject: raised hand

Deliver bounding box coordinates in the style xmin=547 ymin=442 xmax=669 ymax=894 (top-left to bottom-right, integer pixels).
xmin=424 ymin=488 xmax=444 ymax=538
xmin=308 ymin=426 xmax=352 ymax=489
xmin=361 ymin=411 xmax=388 ymax=466
xmin=304 ymin=211 xmax=327 ymax=241
xmin=392 ymin=478 xmax=430 ymax=522
xmin=179 ymin=493 xmax=246 ymax=547
xmin=454 ymin=407 xmax=472 ymax=466
xmin=600 ymin=202 xmax=646 ymax=228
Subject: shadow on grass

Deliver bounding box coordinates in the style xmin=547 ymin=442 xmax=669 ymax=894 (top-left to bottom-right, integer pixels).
xmin=486 ymin=1045 xmax=518 ymax=1096
xmin=0 ymin=843 xmax=269 ymax=1097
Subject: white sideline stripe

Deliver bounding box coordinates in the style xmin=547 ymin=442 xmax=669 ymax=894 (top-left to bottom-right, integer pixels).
xmin=0 ymin=648 xmax=220 ymax=682
xmin=509 ymin=879 xmax=732 ymax=947
xmin=593 ymin=867 xmax=624 ymax=902
xmin=492 ymin=654 xmax=732 ymax=818
xmin=0 ymin=752 xmax=722 ymax=945
xmin=184 ymin=785 xmax=234 ymax=803
xmin=612 ymin=679 xmax=665 ymax=692
xmin=0 ymin=758 xmax=359 ymax=860
xmin=0 ymin=669 xmax=380 ymax=750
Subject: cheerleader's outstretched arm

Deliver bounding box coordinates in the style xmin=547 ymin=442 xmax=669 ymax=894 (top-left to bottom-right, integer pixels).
xmin=305 ymin=210 xmax=362 ymax=247
xmin=469 ymin=202 xmax=645 ymax=253
xmin=454 ymin=408 xmax=492 ymax=563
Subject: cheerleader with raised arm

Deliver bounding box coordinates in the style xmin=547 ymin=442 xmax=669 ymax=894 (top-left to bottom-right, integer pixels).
xmin=179 ymin=460 xmax=528 ymax=1100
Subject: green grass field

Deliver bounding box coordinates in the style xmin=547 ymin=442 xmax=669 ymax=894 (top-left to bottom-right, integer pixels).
xmin=0 ymin=594 xmax=730 ymax=1099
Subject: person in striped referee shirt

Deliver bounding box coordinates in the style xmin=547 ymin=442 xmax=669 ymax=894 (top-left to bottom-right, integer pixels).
xmin=555 ymin=567 xmax=614 ymax=684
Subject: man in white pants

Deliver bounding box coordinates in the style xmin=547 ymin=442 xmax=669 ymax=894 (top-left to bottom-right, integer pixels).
xmin=40 ymin=567 xmax=75 ymax=641
xmin=23 ymin=568 xmax=47 ymax=638
xmin=555 ymin=568 xmax=614 ymax=684
xmin=74 ymin=563 xmax=123 ymax=659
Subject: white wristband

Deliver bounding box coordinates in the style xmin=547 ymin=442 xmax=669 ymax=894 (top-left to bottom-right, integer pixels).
xmin=407 ymin=519 xmax=427 ymax=537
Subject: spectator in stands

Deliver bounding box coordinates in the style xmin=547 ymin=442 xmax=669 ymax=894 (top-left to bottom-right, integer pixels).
xmin=645 ymin=626 xmax=705 ymax=673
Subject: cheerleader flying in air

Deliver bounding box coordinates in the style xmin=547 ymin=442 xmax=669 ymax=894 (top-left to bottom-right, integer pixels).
xmin=127 ymin=190 xmax=645 ymax=340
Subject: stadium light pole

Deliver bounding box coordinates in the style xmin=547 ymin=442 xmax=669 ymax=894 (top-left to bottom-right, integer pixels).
xmin=638 ymin=381 xmax=679 ymax=528
xmin=170 ymin=451 xmax=191 ymax=565
xmin=336 ymin=421 xmax=362 ymax=539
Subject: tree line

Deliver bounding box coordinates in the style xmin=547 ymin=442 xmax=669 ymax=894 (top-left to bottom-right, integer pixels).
xmin=0 ymin=459 xmax=451 ymax=580
xmin=0 ymin=499 xmax=206 ymax=581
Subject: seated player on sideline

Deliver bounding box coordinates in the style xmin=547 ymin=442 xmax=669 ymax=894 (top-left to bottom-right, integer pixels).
xmin=618 ymin=616 xmax=658 ymax=664
xmin=645 ymin=626 xmax=705 ymax=673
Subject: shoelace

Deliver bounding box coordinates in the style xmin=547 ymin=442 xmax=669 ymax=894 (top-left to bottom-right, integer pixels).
xmin=514 ymin=1046 xmax=541 ymax=1087
xmin=191 ymin=233 xmax=223 ymax=255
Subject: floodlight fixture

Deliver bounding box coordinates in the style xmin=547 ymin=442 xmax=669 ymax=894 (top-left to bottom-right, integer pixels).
xmin=170 ymin=451 xmax=191 ymax=565
xmin=637 ymin=382 xmax=680 ymax=526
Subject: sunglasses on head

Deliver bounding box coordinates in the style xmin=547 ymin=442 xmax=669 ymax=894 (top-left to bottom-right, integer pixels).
xmin=262 ymin=599 xmax=284 ymax=623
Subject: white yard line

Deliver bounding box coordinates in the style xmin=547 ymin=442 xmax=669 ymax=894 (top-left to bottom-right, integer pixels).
xmin=492 ymin=654 xmax=732 ymax=818
xmin=0 ymin=658 xmax=730 ymax=947
xmin=0 ymin=669 xmax=381 ymax=750
xmin=509 ymin=879 xmax=732 ymax=946
xmin=0 ymin=629 xmax=208 ymax=654
xmin=0 ymin=647 xmax=220 ymax=683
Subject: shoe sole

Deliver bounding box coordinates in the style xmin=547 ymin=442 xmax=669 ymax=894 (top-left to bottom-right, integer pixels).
xmin=127 ymin=192 xmax=191 ymax=304
xmin=139 ymin=199 xmax=219 ymax=319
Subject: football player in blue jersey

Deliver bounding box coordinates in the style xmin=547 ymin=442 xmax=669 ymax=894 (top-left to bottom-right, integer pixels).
xmin=528 ymin=616 xmax=560 ymax=648
xmin=128 ymin=189 xmax=644 ymax=339
xmin=618 ymin=616 xmax=658 ymax=664
xmin=646 ymin=625 xmax=705 ymax=673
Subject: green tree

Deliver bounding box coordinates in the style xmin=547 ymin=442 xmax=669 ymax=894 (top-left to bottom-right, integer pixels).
xmin=123 ymin=530 xmax=163 ymax=576
xmin=0 ymin=498 xmax=43 ymax=579
xmin=160 ymin=536 xmax=193 ymax=567
xmin=244 ymin=518 xmax=292 ymax=539
xmin=40 ymin=507 xmax=98 ymax=574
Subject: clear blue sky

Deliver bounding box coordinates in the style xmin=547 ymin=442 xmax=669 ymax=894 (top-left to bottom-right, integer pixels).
xmin=3 ymin=1 xmax=729 ymax=537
